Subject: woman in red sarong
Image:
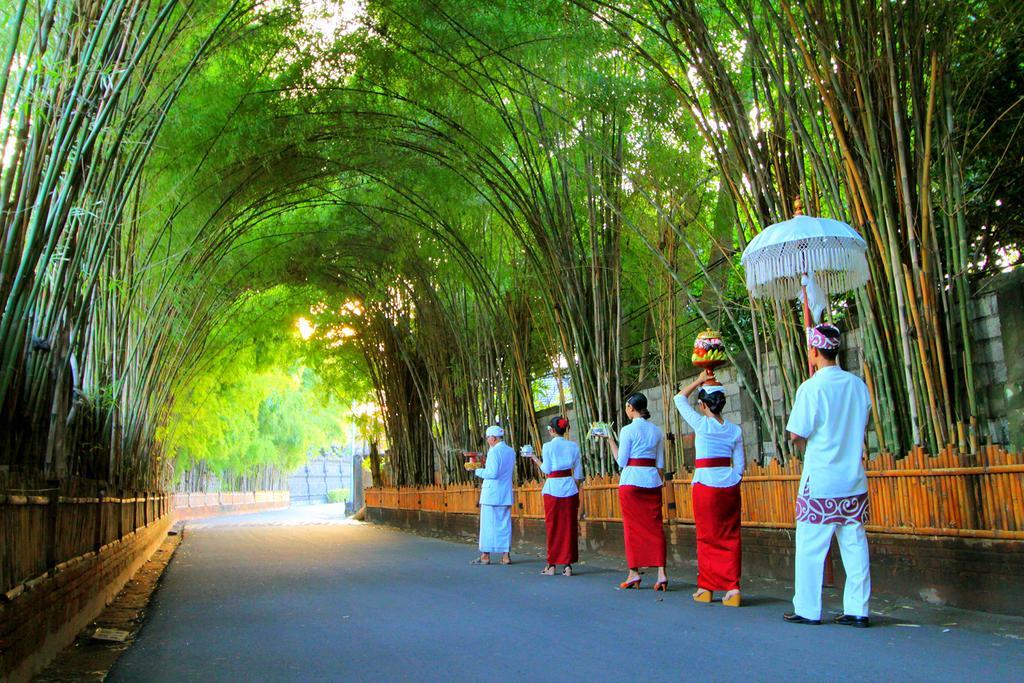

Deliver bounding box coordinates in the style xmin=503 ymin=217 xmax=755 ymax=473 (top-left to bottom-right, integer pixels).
xmin=675 ymin=369 xmax=745 ymax=606
xmin=599 ymin=393 xmax=668 ymax=591
xmin=529 ymin=416 xmax=583 ymax=577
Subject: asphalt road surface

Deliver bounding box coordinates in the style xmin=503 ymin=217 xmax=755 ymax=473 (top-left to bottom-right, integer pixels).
xmin=109 ymin=507 xmax=1024 ymax=682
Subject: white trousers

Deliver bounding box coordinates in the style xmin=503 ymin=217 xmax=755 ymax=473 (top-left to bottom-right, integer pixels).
xmin=793 ymin=521 xmax=871 ymax=620
xmin=479 ymin=504 xmax=512 ymax=553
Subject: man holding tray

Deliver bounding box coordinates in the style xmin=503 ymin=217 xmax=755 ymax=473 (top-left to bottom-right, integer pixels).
xmin=783 ymin=323 xmax=873 ymax=628
xmin=472 ymin=425 xmax=516 ymax=565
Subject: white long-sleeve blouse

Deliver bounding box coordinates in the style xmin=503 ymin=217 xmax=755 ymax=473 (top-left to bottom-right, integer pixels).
xmin=615 ymin=417 xmax=664 ymax=488
xmin=540 ymin=436 xmax=583 ymax=497
xmin=673 ymin=394 xmax=744 ymax=488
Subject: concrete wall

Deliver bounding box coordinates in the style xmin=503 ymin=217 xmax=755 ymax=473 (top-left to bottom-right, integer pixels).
xmin=366 ymin=507 xmax=1024 ymax=617
xmin=989 ymin=270 xmax=1023 ymax=450
xmin=972 ymin=291 xmax=1010 ymax=444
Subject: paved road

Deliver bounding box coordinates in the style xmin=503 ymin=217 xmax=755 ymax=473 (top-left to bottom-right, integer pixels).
xmin=110 ymin=507 xmax=1024 ymax=682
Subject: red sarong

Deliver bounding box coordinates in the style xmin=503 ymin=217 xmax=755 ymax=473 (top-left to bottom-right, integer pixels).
xmin=543 ymin=494 xmax=579 ymax=565
xmin=692 ymin=482 xmax=742 ymax=590
xmin=618 ymin=485 xmax=666 ymax=568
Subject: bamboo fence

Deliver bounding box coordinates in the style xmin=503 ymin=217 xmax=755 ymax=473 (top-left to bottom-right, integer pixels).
xmin=366 ymin=446 xmax=1024 ymax=540
xmin=1 ymin=480 xmax=290 ymax=598
xmin=1 ymin=479 xmax=173 ymax=598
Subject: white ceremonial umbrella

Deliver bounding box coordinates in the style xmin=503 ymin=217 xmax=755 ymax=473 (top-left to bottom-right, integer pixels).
xmin=741 ymin=214 xmax=869 ymax=308
xmin=740 ymin=206 xmax=869 ymax=371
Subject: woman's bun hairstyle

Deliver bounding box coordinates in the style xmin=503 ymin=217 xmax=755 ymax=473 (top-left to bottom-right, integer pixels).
xmin=549 ymin=415 xmax=570 ymax=436
xmin=626 ymin=393 xmax=651 ymax=420
xmin=697 ymin=389 xmax=727 ymax=415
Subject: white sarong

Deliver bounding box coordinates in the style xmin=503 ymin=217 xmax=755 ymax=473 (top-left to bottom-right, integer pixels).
xmin=479 ymin=504 xmax=512 ymax=553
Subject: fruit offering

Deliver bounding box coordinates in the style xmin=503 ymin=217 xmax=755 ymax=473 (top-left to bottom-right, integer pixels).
xmin=691 ymin=329 xmax=728 ymax=365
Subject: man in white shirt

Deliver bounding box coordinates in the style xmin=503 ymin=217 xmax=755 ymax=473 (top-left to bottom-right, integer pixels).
xmin=472 ymin=425 xmax=516 ymax=565
xmin=783 ymin=324 xmax=873 ymax=628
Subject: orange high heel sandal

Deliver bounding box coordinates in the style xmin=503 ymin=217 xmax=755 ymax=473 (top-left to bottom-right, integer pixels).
xmin=619 ymin=577 xmax=642 ymax=590
xmin=654 ymin=580 xmax=669 ymax=592
xmin=722 ymin=590 xmax=741 ymax=607
xmin=692 ymin=588 xmax=712 ymax=603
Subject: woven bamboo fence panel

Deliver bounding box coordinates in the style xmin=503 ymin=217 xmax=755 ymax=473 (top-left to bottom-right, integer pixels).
xmin=366 ymin=447 xmax=1024 ymax=540
xmin=1 ymin=478 xmax=173 ymax=597
xmin=515 ymin=480 xmax=545 ymax=519
xmin=579 ymin=475 xmax=621 ymax=522
xmin=445 ymin=486 xmax=480 ymax=513
xmin=419 ymin=485 xmax=446 ymax=512
xmin=2 ymin=487 xmax=291 ymax=597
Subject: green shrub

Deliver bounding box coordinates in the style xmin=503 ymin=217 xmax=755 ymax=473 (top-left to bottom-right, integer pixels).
xmin=327 ymin=488 xmax=350 ymax=504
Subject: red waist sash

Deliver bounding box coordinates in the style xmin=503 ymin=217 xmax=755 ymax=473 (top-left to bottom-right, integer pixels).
xmin=547 ymin=469 xmax=573 ymax=478
xmin=695 ymin=457 xmax=733 ymax=468
xmin=626 ymin=458 xmax=658 ymax=467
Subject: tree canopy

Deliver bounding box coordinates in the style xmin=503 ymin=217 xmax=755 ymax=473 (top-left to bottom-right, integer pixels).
xmin=2 ymin=0 xmax=1021 ymax=489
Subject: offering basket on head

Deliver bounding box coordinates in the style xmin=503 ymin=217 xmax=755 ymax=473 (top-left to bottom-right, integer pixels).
xmin=691 ymin=329 xmax=728 ymax=387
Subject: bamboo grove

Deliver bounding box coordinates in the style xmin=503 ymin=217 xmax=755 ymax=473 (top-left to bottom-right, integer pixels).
xmin=1 ymin=1 xmax=1020 ymax=491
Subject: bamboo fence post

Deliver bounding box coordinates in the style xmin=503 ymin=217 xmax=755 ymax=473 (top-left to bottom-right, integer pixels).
xmin=95 ymin=484 xmax=104 ymax=552
xmin=117 ymin=488 xmax=124 ymax=541
xmin=45 ymin=481 xmax=59 ymax=572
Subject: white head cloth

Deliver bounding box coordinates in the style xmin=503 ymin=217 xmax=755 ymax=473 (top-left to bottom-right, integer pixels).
xmin=800 ymin=272 xmax=828 ymax=323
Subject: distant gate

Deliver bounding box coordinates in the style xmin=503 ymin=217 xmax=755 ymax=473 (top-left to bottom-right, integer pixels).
xmin=288 ymin=454 xmax=348 ymax=505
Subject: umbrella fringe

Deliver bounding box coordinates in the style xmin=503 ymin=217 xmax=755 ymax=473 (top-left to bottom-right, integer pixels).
xmin=744 ymin=238 xmax=870 ymax=300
